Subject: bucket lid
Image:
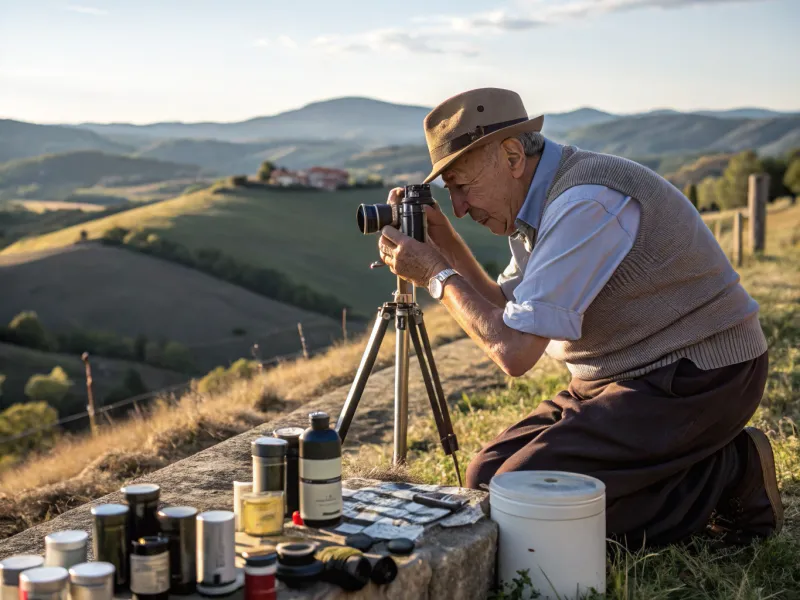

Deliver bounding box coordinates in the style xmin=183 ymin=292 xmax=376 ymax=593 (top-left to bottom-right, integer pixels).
xmin=490 ymin=471 xmax=605 ymax=506
xmin=45 ymin=530 xmax=88 ymax=551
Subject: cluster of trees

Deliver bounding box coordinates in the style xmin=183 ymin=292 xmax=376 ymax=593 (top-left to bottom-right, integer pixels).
xmin=0 ymin=311 xmax=194 ymax=373
xmin=100 ymin=227 xmax=352 ymax=320
xmin=685 ymin=149 xmax=800 ymax=211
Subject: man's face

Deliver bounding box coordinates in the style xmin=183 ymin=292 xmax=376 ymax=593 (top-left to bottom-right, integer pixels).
xmin=441 ymin=142 xmax=520 ymax=236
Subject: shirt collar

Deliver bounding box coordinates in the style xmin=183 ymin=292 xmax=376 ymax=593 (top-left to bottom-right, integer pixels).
xmin=513 ymin=137 xmax=564 ymax=246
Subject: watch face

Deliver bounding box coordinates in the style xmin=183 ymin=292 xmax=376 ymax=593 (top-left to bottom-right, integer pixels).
xmin=429 ymin=278 xmax=443 ymax=299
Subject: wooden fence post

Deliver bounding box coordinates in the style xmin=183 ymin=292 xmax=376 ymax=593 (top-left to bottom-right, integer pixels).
xmin=342 ymin=308 xmax=348 ymax=343
xmin=81 ymin=352 xmax=98 ymax=436
xmin=297 ymin=323 xmax=309 ymax=360
xmin=748 ymin=173 xmax=768 ymax=254
xmin=732 ymin=211 xmax=743 ymax=267
xmin=714 ymin=219 xmax=722 ymax=240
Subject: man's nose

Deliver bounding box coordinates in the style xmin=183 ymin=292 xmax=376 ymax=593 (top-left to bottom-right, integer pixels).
xmin=451 ymin=193 xmax=469 ymax=219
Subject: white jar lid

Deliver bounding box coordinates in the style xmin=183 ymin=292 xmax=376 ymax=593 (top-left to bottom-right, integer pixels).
xmin=0 ymin=555 xmax=45 ymax=585
xmin=69 ymin=562 xmax=115 ymax=585
xmin=490 ymin=470 xmax=605 ymax=517
xmin=20 ymin=567 xmax=69 ymax=590
xmin=45 ymin=530 xmax=88 ymax=551
xmin=197 ymin=510 xmax=234 ymax=523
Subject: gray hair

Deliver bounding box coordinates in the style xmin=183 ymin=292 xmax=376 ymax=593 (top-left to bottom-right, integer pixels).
xmin=515 ymin=131 xmax=545 ymax=157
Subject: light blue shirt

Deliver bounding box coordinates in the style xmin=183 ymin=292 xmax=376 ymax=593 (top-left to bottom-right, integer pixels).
xmin=498 ymin=138 xmax=642 ymax=341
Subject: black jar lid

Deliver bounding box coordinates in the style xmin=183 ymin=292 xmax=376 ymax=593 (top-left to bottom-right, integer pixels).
xmin=242 ymin=550 xmax=277 ymax=567
xmin=273 ymin=427 xmax=304 ymax=447
xmin=131 ymin=535 xmax=169 ymax=556
xmin=309 ymin=412 xmax=330 ymax=431
xmin=157 ymin=506 xmax=198 ymax=525
xmin=121 ymin=483 xmax=160 ymax=502
xmin=344 ymin=533 xmax=374 ymax=552
xmin=91 ymin=503 xmax=129 ymax=525
xmin=387 ymin=538 xmax=415 ymax=555
xmin=251 ymin=436 xmax=288 ymax=458
xmin=276 ymin=542 xmax=317 ymax=566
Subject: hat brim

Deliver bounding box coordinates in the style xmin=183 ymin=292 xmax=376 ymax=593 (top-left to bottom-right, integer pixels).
xmin=423 ymin=114 xmax=545 ymax=184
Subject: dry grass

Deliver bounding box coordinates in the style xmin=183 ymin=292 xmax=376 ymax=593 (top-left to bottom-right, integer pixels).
xmin=0 ymin=304 xmax=464 ymax=539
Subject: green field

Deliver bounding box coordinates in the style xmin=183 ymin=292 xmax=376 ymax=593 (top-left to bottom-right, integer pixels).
xmin=1 ymin=184 xmax=510 ymax=313
xmin=0 ymin=341 xmax=188 ymax=415
xmin=0 ymin=244 xmax=342 ymax=371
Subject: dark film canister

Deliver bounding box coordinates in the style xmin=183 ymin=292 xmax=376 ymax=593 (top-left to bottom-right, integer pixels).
xmin=157 ymin=506 xmax=198 ymax=595
xmin=130 ymin=536 xmax=170 ymax=600
xmin=273 ymin=426 xmax=303 ymax=516
xmin=121 ymin=484 xmax=161 ymax=540
xmin=91 ymin=503 xmax=130 ymax=591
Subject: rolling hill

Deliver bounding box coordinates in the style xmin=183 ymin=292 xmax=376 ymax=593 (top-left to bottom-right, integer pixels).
xmin=0 ymin=120 xmax=132 ymax=163
xmin=0 ymin=244 xmax=343 ymax=371
xmin=0 ymin=151 xmax=207 ymax=201
xmin=0 ymin=185 xmax=509 ymax=313
xmin=78 ymin=97 xmax=432 ymax=145
xmin=0 ymin=341 xmax=188 ymax=415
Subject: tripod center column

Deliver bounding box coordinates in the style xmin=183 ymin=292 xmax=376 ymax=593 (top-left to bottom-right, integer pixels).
xmin=393 ymin=279 xmax=413 ymax=465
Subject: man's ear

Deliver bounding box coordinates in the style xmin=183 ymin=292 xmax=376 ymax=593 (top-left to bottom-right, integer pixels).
xmin=501 ymin=138 xmax=526 ymax=178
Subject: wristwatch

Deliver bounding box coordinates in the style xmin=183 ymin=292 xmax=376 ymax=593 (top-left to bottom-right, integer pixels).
xmin=428 ymin=268 xmax=459 ymax=300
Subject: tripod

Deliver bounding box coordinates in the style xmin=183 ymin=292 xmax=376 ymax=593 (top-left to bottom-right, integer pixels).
xmin=335 ymin=277 xmax=463 ymax=487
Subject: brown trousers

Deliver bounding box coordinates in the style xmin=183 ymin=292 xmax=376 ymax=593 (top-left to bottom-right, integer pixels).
xmin=466 ymin=353 xmax=769 ymax=548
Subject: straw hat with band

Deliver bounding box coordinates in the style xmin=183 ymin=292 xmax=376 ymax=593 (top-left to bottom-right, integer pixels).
xmin=423 ymin=88 xmax=544 ymax=184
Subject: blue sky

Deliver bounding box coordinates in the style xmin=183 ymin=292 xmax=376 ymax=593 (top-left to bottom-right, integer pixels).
xmin=0 ymin=0 xmax=797 ymax=124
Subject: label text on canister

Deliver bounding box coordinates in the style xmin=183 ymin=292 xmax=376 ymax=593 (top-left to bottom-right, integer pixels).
xmin=299 ymin=458 xmax=342 ymax=520
xmin=130 ymin=553 xmax=169 ymax=595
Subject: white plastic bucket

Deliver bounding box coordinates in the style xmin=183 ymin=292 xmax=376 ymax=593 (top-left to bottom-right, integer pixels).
xmin=489 ymin=471 xmax=606 ymax=600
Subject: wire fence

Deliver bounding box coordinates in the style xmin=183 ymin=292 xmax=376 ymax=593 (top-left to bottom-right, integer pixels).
xmin=0 ymin=313 xmax=362 ymax=447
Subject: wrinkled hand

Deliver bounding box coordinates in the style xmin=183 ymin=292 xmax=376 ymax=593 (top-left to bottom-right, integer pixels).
xmin=386 ymin=187 xmax=456 ymax=261
xmin=378 ymin=225 xmax=450 ymax=288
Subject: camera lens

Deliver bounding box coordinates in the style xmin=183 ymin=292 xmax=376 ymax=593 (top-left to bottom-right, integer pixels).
xmin=356 ymin=204 xmax=394 ymax=234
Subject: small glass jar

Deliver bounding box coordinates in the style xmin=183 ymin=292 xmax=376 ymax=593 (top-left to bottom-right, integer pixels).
xmin=251 ymin=437 xmax=287 ymax=495
xmin=242 ymin=550 xmax=277 ymax=600
xmin=233 ymin=481 xmax=253 ymax=532
xmin=19 ymin=567 xmax=68 ymax=600
xmin=68 ymin=562 xmax=115 ymax=600
xmin=129 ymin=535 xmax=170 ymax=600
xmin=241 ymin=492 xmax=284 ymax=537
xmin=44 ymin=531 xmax=88 ymax=570
xmin=121 ymin=483 xmax=161 ymax=540
xmin=91 ymin=503 xmax=129 ymax=591
xmin=0 ymin=555 xmax=45 ymax=600
xmin=156 ymin=506 xmax=197 ymax=595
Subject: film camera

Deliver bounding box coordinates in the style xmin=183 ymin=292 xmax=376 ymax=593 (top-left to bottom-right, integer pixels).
xmin=356 ymin=184 xmax=435 ymax=243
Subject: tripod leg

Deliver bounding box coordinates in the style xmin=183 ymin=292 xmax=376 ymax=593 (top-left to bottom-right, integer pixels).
xmin=413 ymin=310 xmax=463 ymax=487
xmin=335 ymin=306 xmax=392 ymax=443
xmin=393 ymin=307 xmax=411 ymax=465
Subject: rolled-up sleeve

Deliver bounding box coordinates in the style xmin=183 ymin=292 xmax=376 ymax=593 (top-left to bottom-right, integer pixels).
xmin=502 ymin=187 xmax=640 ymax=341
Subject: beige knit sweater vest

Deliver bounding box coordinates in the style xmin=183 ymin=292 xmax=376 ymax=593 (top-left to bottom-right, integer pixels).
xmin=541 ymin=146 xmax=767 ymax=381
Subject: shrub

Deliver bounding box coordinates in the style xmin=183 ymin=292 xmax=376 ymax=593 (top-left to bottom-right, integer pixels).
xmin=158 ymin=341 xmax=194 ymax=372
xmin=228 ymin=358 xmax=259 ymax=380
xmin=197 ymin=366 xmax=231 ymax=395
xmin=101 ymin=226 xmax=130 ymax=244
xmin=24 ymin=367 xmax=74 ymax=406
xmin=0 ymin=401 xmax=59 ymax=456
xmin=9 ymin=311 xmax=50 ymax=351
xmin=104 ymin=368 xmax=148 ymax=405
xmin=230 ymin=175 xmax=248 ymax=187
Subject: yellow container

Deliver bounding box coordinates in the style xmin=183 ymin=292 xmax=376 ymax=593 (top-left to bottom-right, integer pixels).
xmin=241 ymin=492 xmax=284 ymax=537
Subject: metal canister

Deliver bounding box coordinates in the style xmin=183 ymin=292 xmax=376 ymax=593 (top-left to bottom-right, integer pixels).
xmin=251 ymin=437 xmax=287 ymax=495
xmin=157 ymin=506 xmax=197 ymax=595
xmin=196 ymin=511 xmax=241 ymax=596
xmin=44 ymin=531 xmax=88 ymax=569
xmin=68 ymin=562 xmax=115 ymax=600
xmin=242 ymin=551 xmax=277 ymax=600
xmin=129 ymin=535 xmax=170 ymax=600
xmin=91 ymin=503 xmax=129 ymax=590
xmin=18 ymin=567 xmax=68 ymax=600
xmin=273 ymin=426 xmax=303 ymax=516
xmin=121 ymin=483 xmax=161 ymax=540
xmin=0 ymin=555 xmax=44 ymax=600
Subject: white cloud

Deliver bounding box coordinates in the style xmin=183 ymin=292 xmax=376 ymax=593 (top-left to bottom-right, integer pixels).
xmin=421 ymin=0 xmax=769 ymax=32
xmin=278 ymin=35 xmax=298 ymax=49
xmin=253 ymin=38 xmax=270 ymax=48
xmin=65 ymin=5 xmax=108 ymax=16
xmin=312 ymin=28 xmax=479 ymax=57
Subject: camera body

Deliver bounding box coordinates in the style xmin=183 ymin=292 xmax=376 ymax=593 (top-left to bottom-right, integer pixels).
xmin=357 ymin=184 xmax=435 ymax=243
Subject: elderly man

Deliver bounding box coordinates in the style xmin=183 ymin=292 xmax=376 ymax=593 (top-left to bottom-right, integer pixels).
xmin=377 ymin=87 xmax=782 ymax=548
